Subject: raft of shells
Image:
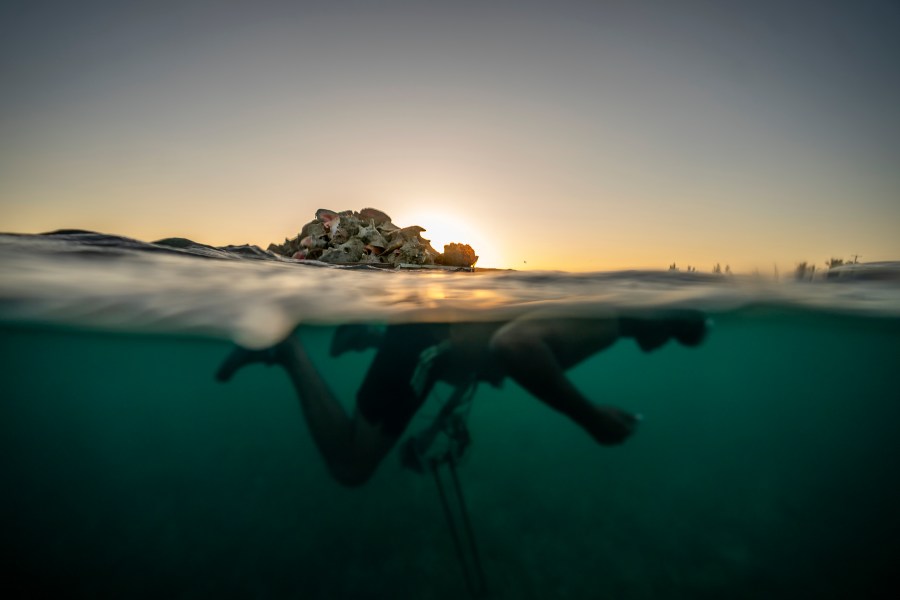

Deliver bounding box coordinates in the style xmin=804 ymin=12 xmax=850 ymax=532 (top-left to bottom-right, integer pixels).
xmin=267 ymin=208 xmax=478 ymax=268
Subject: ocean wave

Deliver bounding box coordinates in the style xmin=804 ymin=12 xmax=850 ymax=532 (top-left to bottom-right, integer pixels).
xmin=1 ymin=231 xmax=899 ymax=347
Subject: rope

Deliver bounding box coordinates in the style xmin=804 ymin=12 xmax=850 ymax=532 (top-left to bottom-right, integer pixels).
xmin=447 ymin=454 xmax=488 ymax=595
xmin=404 ymin=376 xmax=488 ymax=596
xmin=430 ymin=455 xmax=488 ymax=598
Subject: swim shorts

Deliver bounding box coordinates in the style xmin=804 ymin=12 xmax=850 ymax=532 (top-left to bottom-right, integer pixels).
xmin=356 ymin=323 xmax=449 ymax=436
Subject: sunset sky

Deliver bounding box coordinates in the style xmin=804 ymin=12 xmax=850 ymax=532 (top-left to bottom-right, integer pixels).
xmin=2 ymin=0 xmax=898 ymax=271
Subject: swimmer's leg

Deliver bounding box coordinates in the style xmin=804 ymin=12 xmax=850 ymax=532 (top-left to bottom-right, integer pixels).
xmin=488 ymin=317 xmax=639 ymax=445
xmin=215 ymin=347 xmax=279 ymax=381
xmin=217 ymin=335 xmax=399 ymax=486
xmin=329 ymin=323 xmax=385 ymax=357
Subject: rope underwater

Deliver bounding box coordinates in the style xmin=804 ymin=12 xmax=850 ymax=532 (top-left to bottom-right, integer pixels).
xmin=399 ymin=381 xmax=488 ymax=598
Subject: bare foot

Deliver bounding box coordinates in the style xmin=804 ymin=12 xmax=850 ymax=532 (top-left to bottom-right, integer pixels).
xmin=215 ymin=335 xmax=306 ymax=382
xmin=329 ymin=324 xmax=383 ymax=357
xmin=582 ymin=406 xmax=640 ymax=446
xmin=215 ymin=347 xmax=279 ymax=382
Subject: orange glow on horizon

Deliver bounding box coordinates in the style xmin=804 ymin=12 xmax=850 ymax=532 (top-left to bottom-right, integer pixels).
xmin=398 ymin=208 xmax=505 ymax=269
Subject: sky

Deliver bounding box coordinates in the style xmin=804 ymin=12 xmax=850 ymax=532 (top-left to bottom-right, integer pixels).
xmin=1 ymin=0 xmax=898 ymax=271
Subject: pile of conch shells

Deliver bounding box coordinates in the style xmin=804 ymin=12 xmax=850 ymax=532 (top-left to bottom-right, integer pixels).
xmin=267 ymin=208 xmax=478 ymax=268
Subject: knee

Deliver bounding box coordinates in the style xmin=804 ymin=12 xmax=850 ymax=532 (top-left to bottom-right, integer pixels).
xmin=489 ymin=322 xmax=543 ymax=364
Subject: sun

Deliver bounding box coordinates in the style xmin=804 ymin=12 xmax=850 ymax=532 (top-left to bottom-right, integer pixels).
xmin=400 ymin=210 xmax=503 ymax=268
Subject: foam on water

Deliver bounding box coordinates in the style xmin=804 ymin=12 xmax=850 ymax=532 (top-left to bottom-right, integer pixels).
xmin=2 ymin=231 xmax=899 ymax=347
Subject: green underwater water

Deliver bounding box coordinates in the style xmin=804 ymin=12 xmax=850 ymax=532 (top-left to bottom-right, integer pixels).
xmin=1 ymin=310 xmax=899 ymax=599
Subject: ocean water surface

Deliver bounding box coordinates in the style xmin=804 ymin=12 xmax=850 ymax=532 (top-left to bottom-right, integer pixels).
xmin=1 ymin=232 xmax=899 ymax=599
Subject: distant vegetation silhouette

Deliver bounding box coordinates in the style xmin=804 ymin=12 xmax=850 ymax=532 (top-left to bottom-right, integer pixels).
xmin=795 ymin=261 xmax=817 ymax=281
xmin=793 ymin=256 xmax=860 ymax=281
xmin=665 ymin=257 xmax=867 ymax=280
xmin=668 ymin=262 xmax=731 ymax=275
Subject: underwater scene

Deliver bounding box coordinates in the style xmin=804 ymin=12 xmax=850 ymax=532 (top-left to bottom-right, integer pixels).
xmin=2 ymin=232 xmax=899 ymax=599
